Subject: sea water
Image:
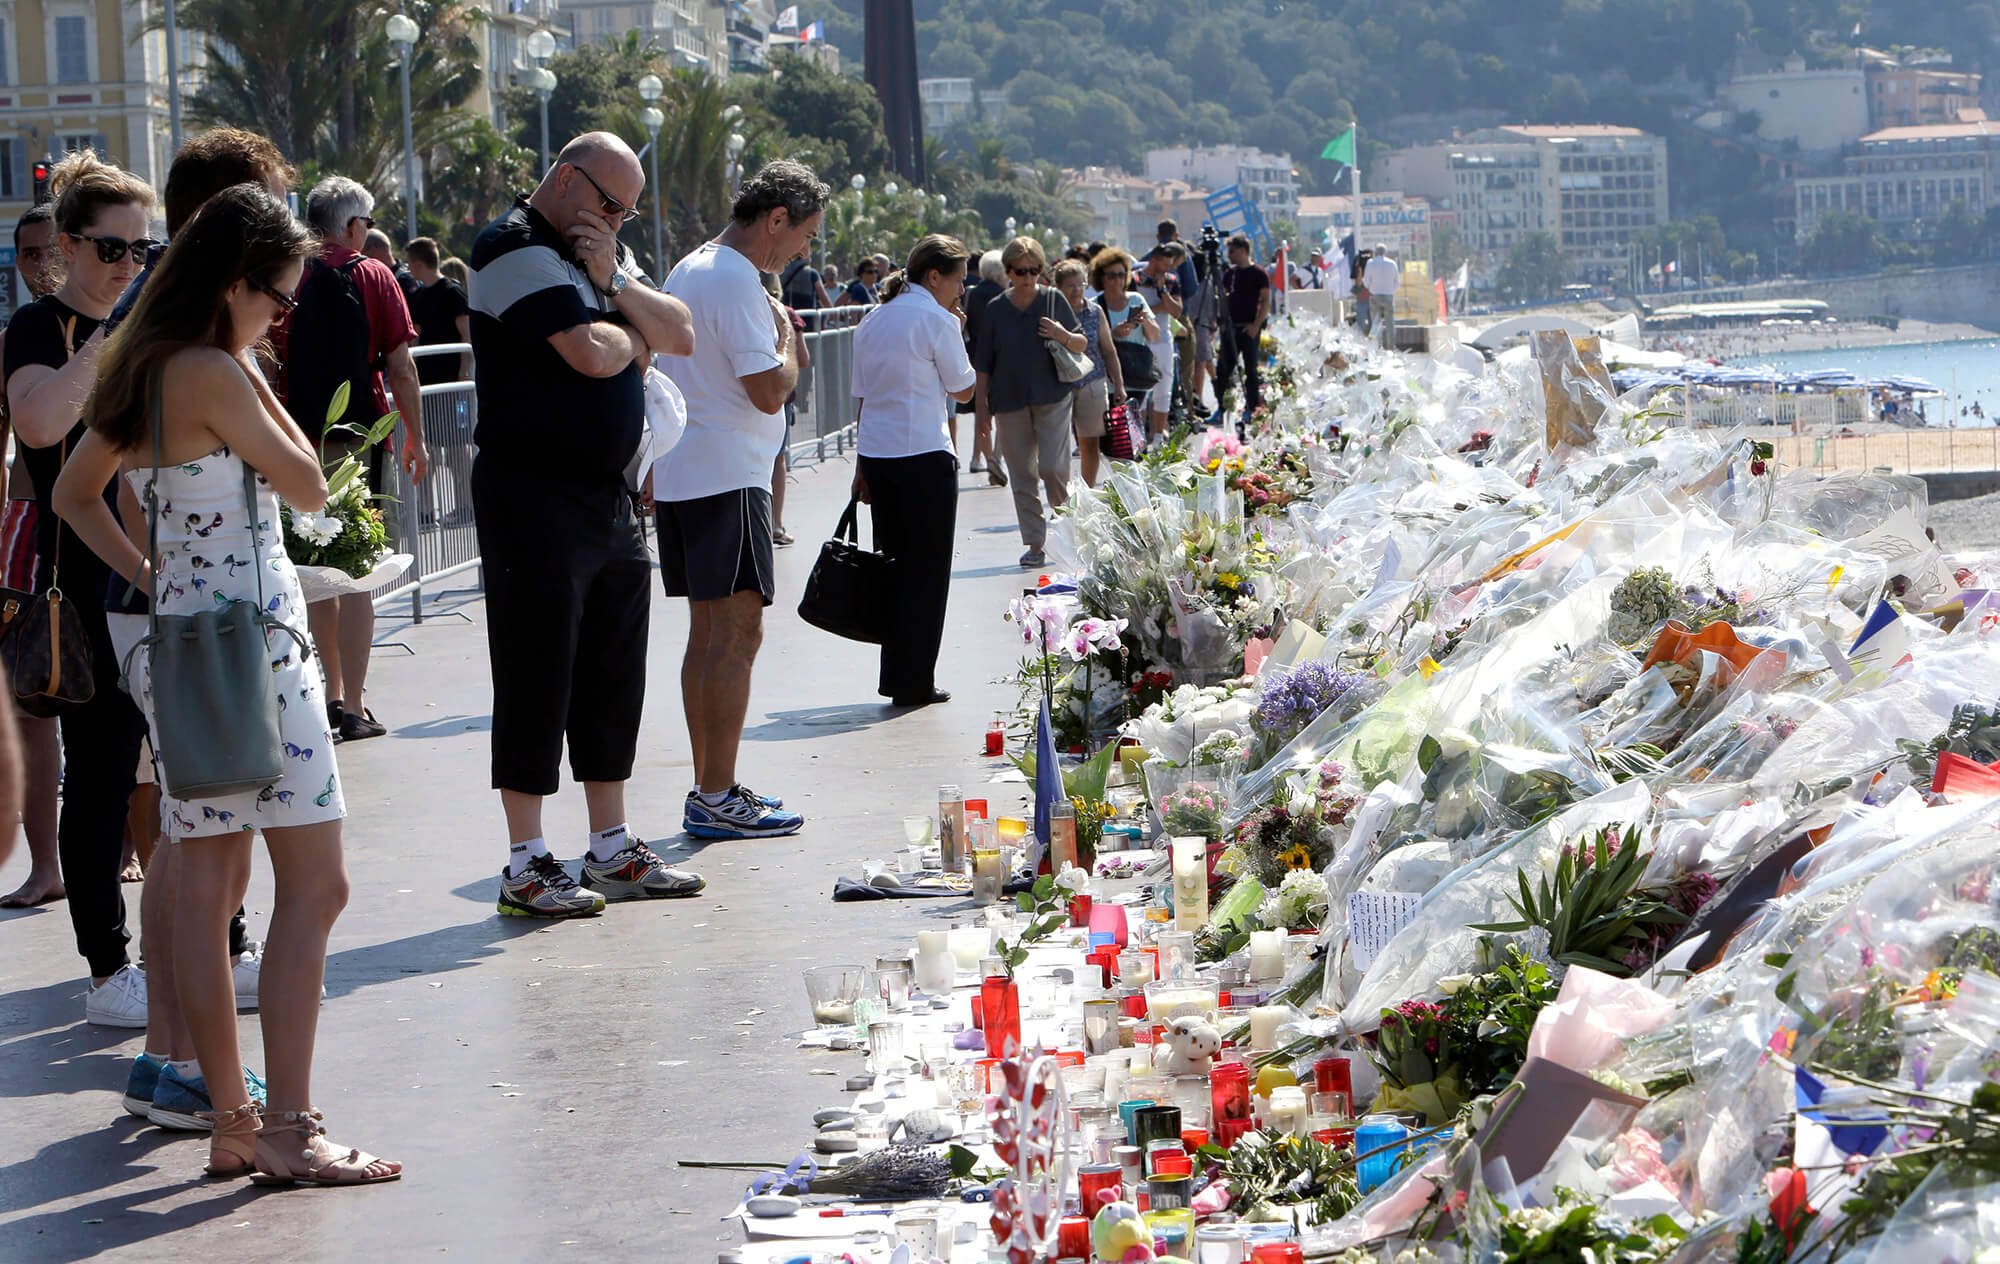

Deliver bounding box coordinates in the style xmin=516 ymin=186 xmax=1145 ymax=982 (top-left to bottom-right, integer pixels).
xmin=1731 ymin=338 xmax=2000 ymax=427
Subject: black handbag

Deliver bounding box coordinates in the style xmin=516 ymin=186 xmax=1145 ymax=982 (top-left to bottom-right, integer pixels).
xmin=797 ymin=496 xmax=891 ymax=645
xmin=1 ymin=315 xmax=97 ymax=718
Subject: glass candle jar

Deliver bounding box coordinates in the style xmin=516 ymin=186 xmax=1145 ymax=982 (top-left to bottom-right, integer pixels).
xmin=971 ymin=846 xmax=1006 ymax=905
xmin=1210 ymin=1061 xmax=1252 ymax=1134
xmin=1116 ymin=949 xmax=1156 ymax=988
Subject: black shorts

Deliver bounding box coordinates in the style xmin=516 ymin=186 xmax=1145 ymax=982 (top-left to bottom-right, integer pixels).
xmin=658 ymin=487 xmax=775 ymax=606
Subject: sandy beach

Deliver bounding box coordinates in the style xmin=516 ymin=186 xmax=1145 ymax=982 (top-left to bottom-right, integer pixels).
xmin=1643 ymin=315 xmax=1999 ymax=360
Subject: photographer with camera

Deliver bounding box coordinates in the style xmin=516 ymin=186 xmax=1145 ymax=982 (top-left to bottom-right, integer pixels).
xmin=1134 ymin=245 xmax=1183 ymax=440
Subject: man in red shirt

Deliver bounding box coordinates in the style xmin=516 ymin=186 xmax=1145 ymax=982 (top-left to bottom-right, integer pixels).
xmin=282 ymin=175 xmax=429 ymax=742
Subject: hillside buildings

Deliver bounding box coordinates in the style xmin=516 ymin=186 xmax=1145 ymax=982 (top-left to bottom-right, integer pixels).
xmin=1382 ymin=124 xmax=1669 ymax=285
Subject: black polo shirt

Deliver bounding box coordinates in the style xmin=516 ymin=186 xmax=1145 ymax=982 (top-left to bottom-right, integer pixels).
xmin=467 ymin=197 xmax=644 ymax=481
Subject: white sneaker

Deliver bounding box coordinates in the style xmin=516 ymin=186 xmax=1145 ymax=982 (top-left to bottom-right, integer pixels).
xmin=229 ymin=941 xmax=324 ymax=1008
xmin=84 ymin=964 xmax=148 ymax=1028
xmin=232 ymin=942 xmax=262 ymax=1012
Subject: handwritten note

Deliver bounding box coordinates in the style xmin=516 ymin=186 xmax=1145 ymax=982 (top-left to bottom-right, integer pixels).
xmin=1346 ymin=891 xmax=1423 ymax=972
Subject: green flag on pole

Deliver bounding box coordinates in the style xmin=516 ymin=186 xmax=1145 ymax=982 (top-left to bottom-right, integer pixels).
xmin=1320 ymin=125 xmax=1356 ymax=164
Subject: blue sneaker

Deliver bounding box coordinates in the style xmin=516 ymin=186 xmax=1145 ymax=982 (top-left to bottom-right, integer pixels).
xmin=122 ymin=1053 xmax=163 ymax=1118
xmin=683 ymin=787 xmax=804 ymax=840
xmin=146 ymin=1063 xmax=268 ymax=1131
xmin=688 ymin=784 xmax=783 ymax=810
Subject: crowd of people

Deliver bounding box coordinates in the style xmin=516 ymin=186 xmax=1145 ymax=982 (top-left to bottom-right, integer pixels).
xmin=0 ymin=113 xmax=1294 ymax=1192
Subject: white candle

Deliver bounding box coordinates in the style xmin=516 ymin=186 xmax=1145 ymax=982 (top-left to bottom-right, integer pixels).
xmin=948 ymin=926 xmax=990 ymax=971
xmin=916 ymin=930 xmax=949 ymax=954
xmin=1248 ymin=1004 xmax=1288 ymax=1052
xmin=1171 ymin=837 xmax=1209 ymax=931
xmin=1267 ymin=1085 xmax=1309 ymax=1137
xmin=1248 ymin=930 xmax=1285 ymax=982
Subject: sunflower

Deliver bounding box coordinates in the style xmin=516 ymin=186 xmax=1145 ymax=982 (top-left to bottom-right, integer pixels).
xmin=1278 ymin=842 xmax=1316 ymax=872
xmin=1215 ymin=571 xmax=1243 ymax=590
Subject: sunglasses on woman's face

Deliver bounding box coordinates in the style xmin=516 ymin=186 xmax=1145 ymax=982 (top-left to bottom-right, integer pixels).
xmin=70 ymin=232 xmax=159 ymax=265
xmin=1010 ymin=266 xmax=1041 ymax=277
xmin=254 ymin=280 xmax=297 ymax=313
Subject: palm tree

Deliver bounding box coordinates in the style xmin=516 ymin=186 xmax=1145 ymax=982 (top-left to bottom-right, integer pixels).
xmin=973 ymin=138 xmax=1013 ymax=184
xmin=173 ymin=0 xmax=484 ymax=183
xmin=172 ymin=0 xmax=359 ymax=160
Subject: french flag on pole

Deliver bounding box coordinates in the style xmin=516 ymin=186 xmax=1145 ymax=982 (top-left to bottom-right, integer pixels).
xmin=800 ymin=20 xmax=825 ymax=41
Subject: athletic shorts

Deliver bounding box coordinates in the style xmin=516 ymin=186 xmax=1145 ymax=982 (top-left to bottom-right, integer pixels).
xmin=657 ymin=486 xmax=776 ymax=606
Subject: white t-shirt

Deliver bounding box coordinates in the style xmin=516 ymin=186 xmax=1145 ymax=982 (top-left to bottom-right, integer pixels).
xmin=656 ymin=241 xmax=786 ymax=502
xmin=852 ymin=286 xmax=976 ymax=459
xmin=1363 ymin=255 xmax=1402 ymax=300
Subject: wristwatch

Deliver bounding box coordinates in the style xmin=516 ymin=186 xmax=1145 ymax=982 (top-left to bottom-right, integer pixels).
xmin=604 ymin=270 xmax=629 ymax=298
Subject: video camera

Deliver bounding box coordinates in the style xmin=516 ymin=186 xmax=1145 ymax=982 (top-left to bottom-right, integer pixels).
xmin=1197 ymin=222 xmax=1222 ymax=284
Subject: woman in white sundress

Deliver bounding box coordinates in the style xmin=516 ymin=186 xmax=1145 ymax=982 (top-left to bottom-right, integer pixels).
xmin=53 ymin=184 xmax=399 ymax=1187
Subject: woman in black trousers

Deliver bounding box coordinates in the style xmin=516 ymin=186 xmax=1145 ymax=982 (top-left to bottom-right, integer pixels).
xmin=850 ymin=235 xmax=979 ymax=707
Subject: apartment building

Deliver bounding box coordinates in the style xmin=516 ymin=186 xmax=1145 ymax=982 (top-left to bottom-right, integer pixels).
xmin=1792 ymin=116 xmax=1998 ymax=240
xmin=1859 ymin=49 xmax=1980 ymax=131
xmin=560 ymin=0 xmax=728 ymax=73
xmin=0 ymin=0 xmax=180 ymax=311
xmin=1434 ymin=124 xmax=1668 ymax=283
xmin=1144 ymin=146 xmax=1298 ymax=223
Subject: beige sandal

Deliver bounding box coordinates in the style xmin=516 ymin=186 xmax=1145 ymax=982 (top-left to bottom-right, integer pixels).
xmin=251 ymin=1109 xmax=403 ymax=1187
xmin=199 ymin=1102 xmax=262 ymax=1179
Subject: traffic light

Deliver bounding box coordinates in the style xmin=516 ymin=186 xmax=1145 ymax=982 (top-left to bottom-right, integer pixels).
xmin=31 ymin=158 xmax=50 ymax=205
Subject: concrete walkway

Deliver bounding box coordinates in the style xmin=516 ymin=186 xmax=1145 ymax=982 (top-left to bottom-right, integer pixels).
xmin=0 ymin=448 xmax=1048 ymax=1262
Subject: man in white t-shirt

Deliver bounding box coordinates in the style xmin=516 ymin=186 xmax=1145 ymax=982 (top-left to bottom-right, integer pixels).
xmin=658 ymin=160 xmax=829 ymax=840
xmin=1362 ymin=243 xmax=1401 ymax=350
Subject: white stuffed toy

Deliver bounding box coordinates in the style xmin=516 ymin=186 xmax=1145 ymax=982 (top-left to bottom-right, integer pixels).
xmin=1157 ymin=1015 xmax=1222 ymax=1076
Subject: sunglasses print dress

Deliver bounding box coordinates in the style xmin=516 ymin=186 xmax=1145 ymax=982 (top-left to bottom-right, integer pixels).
xmin=126 ymin=447 xmax=346 ymax=841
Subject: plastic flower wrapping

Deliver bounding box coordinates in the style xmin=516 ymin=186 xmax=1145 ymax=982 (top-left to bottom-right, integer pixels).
xmin=1005 ymin=308 xmax=2000 ymax=1260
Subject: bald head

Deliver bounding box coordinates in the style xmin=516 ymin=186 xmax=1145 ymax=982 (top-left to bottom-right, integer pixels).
xmin=363 ymin=227 xmax=395 ymax=265
xmin=530 ymin=130 xmax=646 ymax=237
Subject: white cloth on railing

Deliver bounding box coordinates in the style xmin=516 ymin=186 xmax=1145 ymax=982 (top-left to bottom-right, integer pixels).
xmin=638 ymin=363 xmax=689 ymax=493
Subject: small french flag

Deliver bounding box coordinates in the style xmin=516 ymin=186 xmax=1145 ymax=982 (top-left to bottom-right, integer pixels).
xmin=800 ymin=20 xmax=824 ymax=40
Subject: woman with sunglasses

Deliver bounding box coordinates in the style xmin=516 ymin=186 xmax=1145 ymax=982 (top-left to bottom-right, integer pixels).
xmin=55 ymin=183 xmax=399 ymax=1186
xmin=970 ymin=235 xmax=1085 ymax=569
xmin=4 ymin=149 xmax=158 ymax=1030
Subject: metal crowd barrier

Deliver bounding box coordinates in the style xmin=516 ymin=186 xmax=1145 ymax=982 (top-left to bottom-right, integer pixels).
xmin=789 ymin=304 xmax=871 ymax=464
xmin=371 ymin=344 xmax=480 ymax=623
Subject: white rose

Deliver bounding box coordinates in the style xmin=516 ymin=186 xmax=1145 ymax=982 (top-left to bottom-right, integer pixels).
xmin=1437 ymin=973 xmax=1474 ymax=996
xmin=1055 ymin=864 xmax=1090 ymax=893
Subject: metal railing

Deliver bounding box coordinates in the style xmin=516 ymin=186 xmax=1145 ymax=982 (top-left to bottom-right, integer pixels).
xmin=371 ymin=344 xmax=480 ymax=622
xmin=790 ymin=304 xmax=871 ymax=464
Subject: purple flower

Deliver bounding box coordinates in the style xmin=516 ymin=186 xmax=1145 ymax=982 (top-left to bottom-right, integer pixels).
xmin=1255 ymin=661 xmax=1368 ymax=739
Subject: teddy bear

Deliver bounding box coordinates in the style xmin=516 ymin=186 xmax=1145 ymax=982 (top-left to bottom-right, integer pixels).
xmin=1157 ymin=1015 xmax=1222 ymax=1076
xmin=1090 ymin=1199 xmax=1157 ymax=1263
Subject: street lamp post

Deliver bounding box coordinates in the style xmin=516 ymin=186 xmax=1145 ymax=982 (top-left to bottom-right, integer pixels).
xmin=637 ymin=73 xmax=664 ymax=279
xmin=527 ymin=29 xmax=557 ymax=174
xmin=726 ymin=132 xmax=745 ymax=196
xmin=163 ymin=0 xmax=182 ymax=155
xmin=387 ymin=12 xmax=420 ymax=240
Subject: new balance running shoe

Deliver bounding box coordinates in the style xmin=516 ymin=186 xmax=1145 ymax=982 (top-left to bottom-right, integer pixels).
xmin=496 ymin=854 xmax=606 ymax=919
xmin=580 ymin=840 xmax=705 ymax=901
xmin=683 ymin=787 xmax=805 ymax=840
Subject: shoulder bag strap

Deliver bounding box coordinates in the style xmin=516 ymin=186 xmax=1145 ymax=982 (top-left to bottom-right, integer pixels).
xmin=46 ymin=313 xmax=81 ymax=591
xmin=143 ymin=386 xmax=162 ymax=643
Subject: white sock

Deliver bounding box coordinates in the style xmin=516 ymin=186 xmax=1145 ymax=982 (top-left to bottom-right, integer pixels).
xmin=507 ymin=837 xmax=551 ymax=877
xmin=142 ymin=1049 xmax=169 ymax=1065
xmin=168 ymin=1058 xmax=201 ymax=1081
xmin=697 ymin=788 xmax=730 ymax=806
xmin=587 ymin=823 xmax=630 ymax=863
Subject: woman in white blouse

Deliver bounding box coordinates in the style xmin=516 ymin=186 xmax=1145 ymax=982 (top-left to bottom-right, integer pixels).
xmin=850 ymin=235 xmax=978 ymax=708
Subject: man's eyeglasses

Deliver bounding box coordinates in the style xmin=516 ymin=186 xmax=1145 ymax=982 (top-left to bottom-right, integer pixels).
xmin=569 ymin=163 xmax=640 ymax=223
xmin=349 ymin=215 xmax=376 ymax=232
xmin=254 ymin=279 xmax=297 ymax=313
xmin=69 ymin=233 xmax=159 ymax=265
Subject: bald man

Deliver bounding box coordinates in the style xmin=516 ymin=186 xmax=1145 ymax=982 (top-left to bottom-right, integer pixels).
xmin=364 ymin=226 xmax=419 ymax=301
xmin=467 ymin=131 xmax=701 ymax=918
